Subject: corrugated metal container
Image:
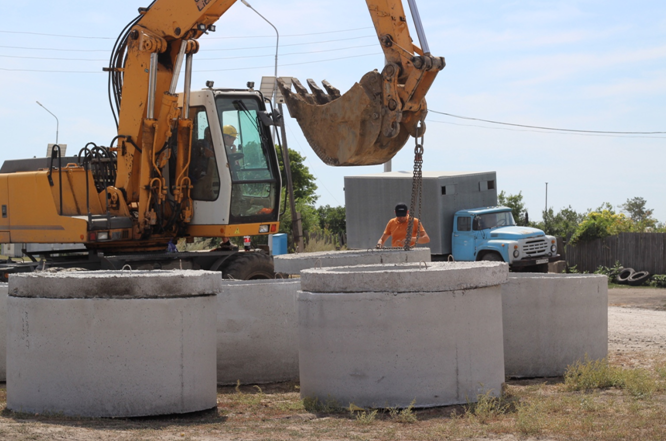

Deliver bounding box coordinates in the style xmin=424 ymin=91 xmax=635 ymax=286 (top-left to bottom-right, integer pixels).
xmin=344 ymin=171 xmax=498 ymax=255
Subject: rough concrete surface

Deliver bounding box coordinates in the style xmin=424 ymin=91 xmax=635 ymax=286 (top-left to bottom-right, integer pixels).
xmin=0 ymin=283 xmax=6 ymax=381
xmin=298 ymin=262 xmax=507 ymax=408
xmin=273 ymin=248 xmax=431 ymax=275
xmin=217 ymin=279 xmax=300 ymax=385
xmin=502 ymin=273 xmax=608 ymax=378
xmin=7 ymin=272 xmax=219 ymax=417
xmin=300 ymin=261 xmax=508 ymax=293
xmin=9 ymin=270 xmax=222 ymax=299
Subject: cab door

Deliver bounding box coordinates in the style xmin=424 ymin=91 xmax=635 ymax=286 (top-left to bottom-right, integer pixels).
xmin=452 ymin=215 xmax=476 ymax=261
xmin=0 ymin=175 xmax=9 ymax=243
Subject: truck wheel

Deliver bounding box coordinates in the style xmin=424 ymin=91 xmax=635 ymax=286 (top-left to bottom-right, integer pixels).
xmin=480 ymin=252 xmax=503 ymax=262
xmin=626 ymin=270 xmax=650 ymax=286
xmin=221 ymin=252 xmax=275 ymax=280
xmin=615 ymin=268 xmax=634 ymax=284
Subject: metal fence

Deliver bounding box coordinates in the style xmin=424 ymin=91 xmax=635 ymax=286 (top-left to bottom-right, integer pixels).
xmin=565 ymin=233 xmax=666 ymax=275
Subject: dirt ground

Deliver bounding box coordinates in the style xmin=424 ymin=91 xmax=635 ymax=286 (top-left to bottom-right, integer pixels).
xmin=0 ymin=287 xmax=663 ymax=440
xmin=608 ymin=286 xmax=666 ymax=311
xmin=608 ymin=287 xmax=666 ymax=356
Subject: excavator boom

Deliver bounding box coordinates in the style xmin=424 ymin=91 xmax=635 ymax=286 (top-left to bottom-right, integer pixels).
xmin=278 ymin=0 xmax=445 ymax=166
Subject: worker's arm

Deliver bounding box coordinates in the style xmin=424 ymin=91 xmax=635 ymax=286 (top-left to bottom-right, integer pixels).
xmin=409 ymin=221 xmax=430 ymax=246
xmin=376 ymin=233 xmax=391 ymax=248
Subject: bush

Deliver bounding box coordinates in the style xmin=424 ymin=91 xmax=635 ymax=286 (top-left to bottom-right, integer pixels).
xmin=650 ymin=275 xmax=666 ymax=288
xmin=594 ymin=261 xmax=623 ymax=284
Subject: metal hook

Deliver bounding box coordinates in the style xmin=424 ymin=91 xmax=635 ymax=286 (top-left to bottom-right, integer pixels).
xmin=121 ymin=264 xmax=133 ymax=272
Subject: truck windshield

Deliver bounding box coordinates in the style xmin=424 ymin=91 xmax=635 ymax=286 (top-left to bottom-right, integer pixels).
xmin=216 ymin=95 xmax=280 ymax=223
xmin=473 ymin=211 xmax=516 ymax=230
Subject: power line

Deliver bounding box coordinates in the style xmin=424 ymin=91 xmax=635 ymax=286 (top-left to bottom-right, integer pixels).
xmin=194 ymin=35 xmax=376 ymax=51
xmin=0 ymin=30 xmax=112 ymax=40
xmin=430 ymin=110 xmax=666 ymax=135
xmin=426 ymin=118 xmax=666 ymax=139
xmin=0 ymin=43 xmax=377 ymax=62
xmin=0 ymin=45 xmax=108 ymax=52
xmin=0 ymin=35 xmax=375 ymax=54
xmin=0 ymin=26 xmax=373 ymax=40
xmin=196 ymin=52 xmax=378 ymax=72
xmin=205 ymin=26 xmax=374 ymax=39
xmin=0 ymin=52 xmax=379 ymax=73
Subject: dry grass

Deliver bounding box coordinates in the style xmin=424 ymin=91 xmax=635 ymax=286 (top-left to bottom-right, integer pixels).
xmin=2 ymin=353 xmax=666 ymax=440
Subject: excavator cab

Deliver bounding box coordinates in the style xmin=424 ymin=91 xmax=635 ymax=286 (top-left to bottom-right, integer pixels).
xmin=171 ymin=89 xmax=281 ymax=237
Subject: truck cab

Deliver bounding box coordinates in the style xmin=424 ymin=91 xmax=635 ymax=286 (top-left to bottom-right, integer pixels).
xmin=452 ymin=207 xmax=559 ymax=270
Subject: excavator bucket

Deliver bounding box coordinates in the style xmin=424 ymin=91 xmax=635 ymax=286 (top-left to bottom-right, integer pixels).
xmin=277 ymin=72 xmax=424 ymax=166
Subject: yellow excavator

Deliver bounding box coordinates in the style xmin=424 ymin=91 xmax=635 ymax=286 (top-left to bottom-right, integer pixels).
xmin=0 ymin=0 xmax=444 ymax=279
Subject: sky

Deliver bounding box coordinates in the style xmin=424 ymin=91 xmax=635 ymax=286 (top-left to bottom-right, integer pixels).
xmin=1 ymin=0 xmax=665 ymax=223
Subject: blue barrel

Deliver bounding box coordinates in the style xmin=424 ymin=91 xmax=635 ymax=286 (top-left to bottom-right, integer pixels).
xmin=271 ymin=233 xmax=288 ymax=256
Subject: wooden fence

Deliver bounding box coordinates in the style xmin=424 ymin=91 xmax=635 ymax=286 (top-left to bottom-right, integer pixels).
xmin=565 ymin=233 xmax=666 ymax=275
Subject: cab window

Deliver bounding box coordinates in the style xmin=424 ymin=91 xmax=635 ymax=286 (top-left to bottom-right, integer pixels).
xmin=189 ymin=107 xmax=220 ymax=201
xmin=457 ymin=216 xmax=471 ymax=232
xmin=216 ymin=96 xmax=279 ymax=222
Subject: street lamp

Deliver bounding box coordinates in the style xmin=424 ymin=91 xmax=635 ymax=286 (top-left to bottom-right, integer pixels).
xmin=239 ymin=0 xmax=279 ymax=103
xmin=36 ymin=101 xmax=59 ymax=145
xmin=240 ymin=1 xmax=304 ymax=252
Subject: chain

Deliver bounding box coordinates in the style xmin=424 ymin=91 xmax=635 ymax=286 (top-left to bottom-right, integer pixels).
xmin=404 ymin=120 xmax=425 ymax=251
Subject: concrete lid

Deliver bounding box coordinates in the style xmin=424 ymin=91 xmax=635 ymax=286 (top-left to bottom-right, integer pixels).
xmin=274 ymin=248 xmax=431 ymax=274
xmin=9 ymin=270 xmax=222 ymax=299
xmin=300 ymin=261 xmax=509 ymax=293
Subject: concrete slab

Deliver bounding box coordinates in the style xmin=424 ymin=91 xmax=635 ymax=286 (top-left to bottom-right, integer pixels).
xmin=298 ymin=262 xmax=507 ymax=408
xmin=217 ymin=279 xmax=300 ymax=385
xmin=9 ymin=269 xmax=221 ymax=299
xmin=502 ymin=273 xmax=608 ymax=378
xmin=273 ymin=248 xmax=431 ymax=275
xmin=301 ymin=261 xmax=508 ymax=293
xmin=7 ymin=270 xmax=219 ymax=417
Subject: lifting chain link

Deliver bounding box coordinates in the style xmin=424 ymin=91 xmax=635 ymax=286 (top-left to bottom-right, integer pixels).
xmin=404 ymin=119 xmax=425 ymax=251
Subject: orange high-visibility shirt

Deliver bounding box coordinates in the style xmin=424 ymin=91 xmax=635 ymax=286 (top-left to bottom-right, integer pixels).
xmin=383 ymin=217 xmax=425 ymax=247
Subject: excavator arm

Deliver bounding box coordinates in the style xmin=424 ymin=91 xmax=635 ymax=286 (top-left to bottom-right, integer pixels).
xmin=110 ymin=0 xmax=238 ymax=236
xmin=278 ymin=0 xmax=445 ymax=166
xmin=109 ymin=0 xmax=442 ymax=242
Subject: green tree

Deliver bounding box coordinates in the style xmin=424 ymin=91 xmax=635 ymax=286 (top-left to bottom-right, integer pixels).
xmin=620 ymin=197 xmax=658 ymax=232
xmin=621 ymin=197 xmax=651 ymax=222
xmin=498 ymin=191 xmax=529 ymax=226
xmin=539 ymin=206 xmax=585 ymax=241
xmin=569 ymin=209 xmax=634 ymax=244
xmin=275 ymin=145 xmax=318 ymax=204
xmin=316 ymin=205 xmax=346 ymax=236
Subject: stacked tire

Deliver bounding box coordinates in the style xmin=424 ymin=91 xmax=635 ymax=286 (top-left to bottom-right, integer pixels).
xmin=615 ymin=268 xmax=651 ymax=286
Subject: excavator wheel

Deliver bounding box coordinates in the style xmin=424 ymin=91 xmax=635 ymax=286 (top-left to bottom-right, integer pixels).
xmin=221 ymin=251 xmax=275 ymax=280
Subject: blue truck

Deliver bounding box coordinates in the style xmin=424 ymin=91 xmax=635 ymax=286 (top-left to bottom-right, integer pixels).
xmin=345 ymin=171 xmax=559 ymax=271
xmin=452 ymin=206 xmax=558 ymax=271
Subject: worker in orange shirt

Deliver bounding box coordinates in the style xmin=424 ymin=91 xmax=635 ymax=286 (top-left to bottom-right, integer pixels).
xmin=376 ymin=203 xmax=430 ymax=248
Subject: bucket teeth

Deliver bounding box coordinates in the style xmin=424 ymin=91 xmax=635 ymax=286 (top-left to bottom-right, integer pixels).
xmin=289 ymin=77 xmax=339 ymax=105
xmin=321 ymin=80 xmax=341 ymax=99
xmin=290 ymin=78 xmax=315 ymax=105
xmin=306 ymin=79 xmax=332 ymax=104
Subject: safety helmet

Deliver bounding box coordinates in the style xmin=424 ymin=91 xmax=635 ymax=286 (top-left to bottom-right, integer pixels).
xmin=223 ymin=125 xmax=238 ymax=137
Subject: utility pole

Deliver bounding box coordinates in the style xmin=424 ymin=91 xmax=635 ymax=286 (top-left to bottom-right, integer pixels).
xmin=544 ymin=182 xmax=548 ymax=229
xmin=245 ymin=1 xmax=304 ymax=252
